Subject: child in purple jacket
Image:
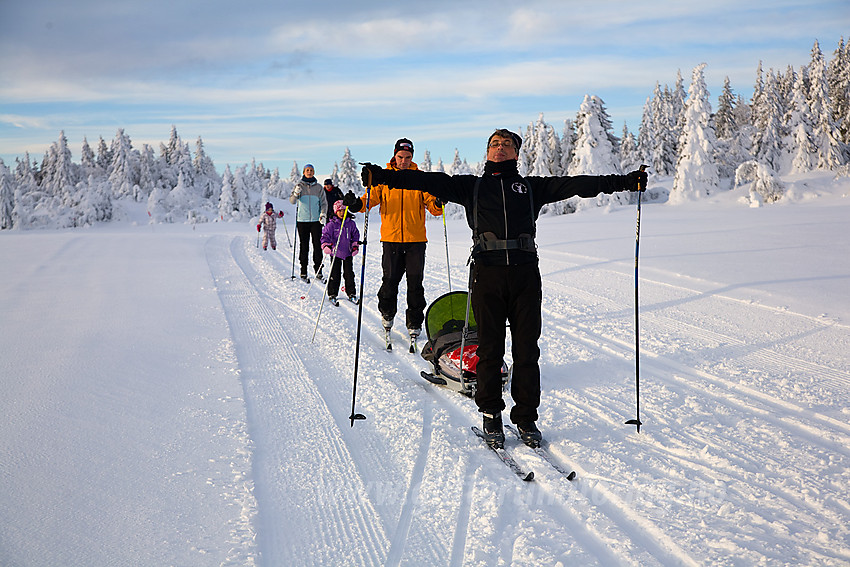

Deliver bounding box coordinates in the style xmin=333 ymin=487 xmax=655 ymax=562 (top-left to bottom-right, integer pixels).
xmin=321 ymin=200 xmax=361 ymax=305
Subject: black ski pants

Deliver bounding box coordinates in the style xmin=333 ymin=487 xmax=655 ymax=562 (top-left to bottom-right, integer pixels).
xmin=378 ymin=242 xmax=427 ymax=330
xmin=471 ymin=262 xmax=542 ymax=424
xmin=296 ymin=221 xmax=323 ymax=277
xmin=327 ymin=256 xmax=356 ymax=298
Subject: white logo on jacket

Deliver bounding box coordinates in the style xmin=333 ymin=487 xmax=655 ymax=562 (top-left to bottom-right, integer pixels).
xmin=511 ymin=182 xmax=528 ymax=194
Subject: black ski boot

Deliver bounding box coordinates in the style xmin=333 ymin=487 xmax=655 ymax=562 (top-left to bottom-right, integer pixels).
xmin=516 ymin=421 xmax=543 ymax=448
xmin=482 ymin=413 xmax=505 ymax=449
xmin=328 ymin=295 xmax=339 ymax=307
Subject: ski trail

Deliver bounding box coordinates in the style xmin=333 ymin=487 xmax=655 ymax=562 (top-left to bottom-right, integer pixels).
xmin=206 ymin=235 xmax=388 ymax=566
xmin=239 ymin=237 xmax=457 ymax=564
xmin=384 ymin=401 xmax=433 ymax=567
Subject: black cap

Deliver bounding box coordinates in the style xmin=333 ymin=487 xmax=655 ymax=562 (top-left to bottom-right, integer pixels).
xmin=394 ymin=138 xmax=414 ymax=155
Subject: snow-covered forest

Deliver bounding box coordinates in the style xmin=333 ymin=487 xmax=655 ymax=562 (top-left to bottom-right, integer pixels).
xmin=1 ymin=38 xmax=848 ymax=230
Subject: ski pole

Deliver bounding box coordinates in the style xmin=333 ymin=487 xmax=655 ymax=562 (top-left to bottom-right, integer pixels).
xmin=290 ymin=200 xmax=299 ymax=280
xmin=442 ymin=206 xmax=452 ymax=292
xmin=279 ymin=211 xmax=292 ymax=247
xmin=311 ymin=206 xmax=350 ymax=343
xmin=349 ymin=166 xmax=373 ymax=426
xmin=626 ymin=164 xmax=648 ymax=433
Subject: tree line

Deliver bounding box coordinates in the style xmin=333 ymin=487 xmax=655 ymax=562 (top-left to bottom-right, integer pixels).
xmin=1 ymin=39 xmax=847 ymax=230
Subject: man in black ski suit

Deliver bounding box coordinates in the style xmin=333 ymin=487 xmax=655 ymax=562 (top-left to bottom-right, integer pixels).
xmin=358 ymin=128 xmax=647 ymax=449
xmin=323 ymin=178 xmax=344 ymax=216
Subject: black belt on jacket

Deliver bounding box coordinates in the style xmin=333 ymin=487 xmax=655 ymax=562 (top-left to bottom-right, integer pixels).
xmin=471 ymin=231 xmax=536 ymax=255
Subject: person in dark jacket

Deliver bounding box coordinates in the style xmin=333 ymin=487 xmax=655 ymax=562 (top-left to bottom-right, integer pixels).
xmin=323 ymin=179 xmax=344 ymax=216
xmin=359 ymin=128 xmax=647 ymax=449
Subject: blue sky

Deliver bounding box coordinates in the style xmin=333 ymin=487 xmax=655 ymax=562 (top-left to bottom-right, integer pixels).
xmin=1 ymin=0 xmax=847 ymax=177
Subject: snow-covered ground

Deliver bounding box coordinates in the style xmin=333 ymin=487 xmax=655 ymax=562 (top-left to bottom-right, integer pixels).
xmin=1 ymin=172 xmax=849 ymax=566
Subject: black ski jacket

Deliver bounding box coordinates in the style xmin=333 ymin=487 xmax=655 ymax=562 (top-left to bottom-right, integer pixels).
xmin=379 ymin=160 xmax=634 ymax=266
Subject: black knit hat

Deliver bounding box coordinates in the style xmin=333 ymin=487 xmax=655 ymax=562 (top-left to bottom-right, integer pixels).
xmin=394 ymin=138 xmax=414 ymax=155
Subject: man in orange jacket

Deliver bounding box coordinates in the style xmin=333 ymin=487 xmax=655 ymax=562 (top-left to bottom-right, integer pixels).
xmin=343 ymin=138 xmax=443 ymax=340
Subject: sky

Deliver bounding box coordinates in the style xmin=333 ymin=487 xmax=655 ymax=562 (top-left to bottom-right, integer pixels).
xmin=1 ymin=0 xmax=848 ymax=177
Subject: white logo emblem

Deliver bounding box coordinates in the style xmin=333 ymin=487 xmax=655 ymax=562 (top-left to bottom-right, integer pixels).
xmin=512 ymin=182 xmax=528 ymax=194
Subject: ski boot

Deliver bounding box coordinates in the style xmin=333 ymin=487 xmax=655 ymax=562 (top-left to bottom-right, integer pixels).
xmin=328 ymin=295 xmax=340 ymax=307
xmin=516 ymin=421 xmax=543 ymax=448
xmin=408 ymin=327 xmax=420 ymax=353
xmin=347 ymin=295 xmax=359 ymax=305
xmin=382 ymin=317 xmax=393 ymax=351
xmin=482 ymin=413 xmax=505 ymax=449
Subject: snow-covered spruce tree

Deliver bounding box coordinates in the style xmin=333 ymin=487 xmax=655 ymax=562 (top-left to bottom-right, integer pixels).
xmin=559 ymin=119 xmax=575 ymax=175
xmin=11 ymin=155 xmax=38 ymax=228
xmin=218 ymin=165 xmax=236 ymax=220
xmin=786 ymin=71 xmax=817 ymax=173
xmin=620 ymin=124 xmax=640 ymax=173
xmin=645 ymin=83 xmax=677 ymax=175
xmin=137 ymin=144 xmax=157 ymax=202
xmin=636 ymin=97 xmax=657 ymax=173
xmin=164 ymin=171 xmax=200 ymax=223
xmin=265 ymin=168 xmax=282 ymax=201
xmin=517 ymin=123 xmax=534 ymax=176
xmin=569 ymin=94 xmax=620 ymax=175
xmin=80 ymin=137 xmax=98 ymax=181
xmin=96 ymin=136 xmax=112 ymax=173
xmin=40 ymin=131 xmax=78 ymax=210
xmin=193 ymin=136 xmax=220 ymax=200
xmin=231 ymin=165 xmax=252 ymax=221
xmin=448 ymin=149 xmax=463 ymax=176
xmin=735 ymin=160 xmax=784 ymax=205
xmin=108 ymin=129 xmax=140 ymax=200
xmin=420 ymin=150 xmax=432 ymax=172
xmin=0 ymin=160 xmax=13 ymax=229
xmin=828 ymin=37 xmax=850 ymax=149
xmin=146 ymin=177 xmax=171 ymax=224
xmin=714 ymin=77 xmax=742 ymax=178
xmin=752 ymin=69 xmax=786 ymax=172
xmin=808 ymin=40 xmax=845 ymax=169
xmin=715 ymin=77 xmax=738 ymax=140
xmin=288 ymin=161 xmax=300 ymax=186
xmin=75 ymin=175 xmax=113 ymax=225
xmin=530 ymin=113 xmax=552 ymax=176
xmin=337 ymin=147 xmax=359 ymax=192
xmin=671 ymin=63 xmax=720 ymax=203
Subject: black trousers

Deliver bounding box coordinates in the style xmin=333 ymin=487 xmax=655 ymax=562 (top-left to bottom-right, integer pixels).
xmin=471 ymin=262 xmax=542 ymax=424
xmin=296 ymin=221 xmax=323 ymax=276
xmin=327 ymin=256 xmax=356 ymax=298
xmin=378 ymin=242 xmax=427 ymax=329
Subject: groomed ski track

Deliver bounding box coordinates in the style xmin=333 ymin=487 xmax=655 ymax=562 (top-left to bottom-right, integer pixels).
xmin=204 ymin=203 xmax=850 ymax=566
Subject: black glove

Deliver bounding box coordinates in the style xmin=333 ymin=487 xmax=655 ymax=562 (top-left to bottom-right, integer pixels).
xmin=360 ymin=163 xmax=383 ymax=187
xmin=342 ymin=190 xmax=363 ymax=213
xmin=625 ymin=169 xmax=648 ymax=192
xmin=434 ymin=198 xmax=443 ymax=208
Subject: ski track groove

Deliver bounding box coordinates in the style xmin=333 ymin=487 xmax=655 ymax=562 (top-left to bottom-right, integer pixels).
xmin=249 ymin=242 xmax=454 ymax=564
xmin=206 ymin=236 xmax=389 ymax=566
